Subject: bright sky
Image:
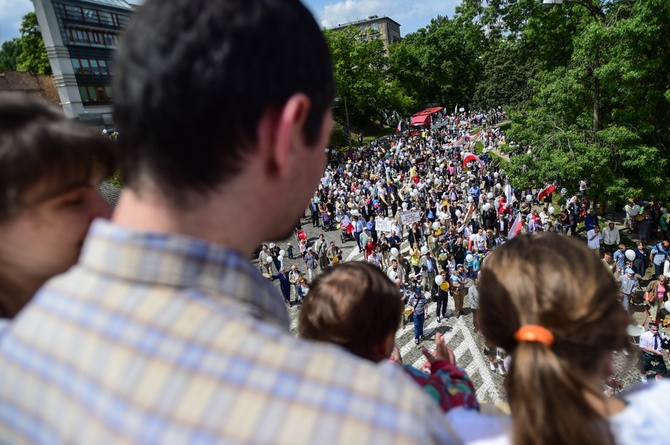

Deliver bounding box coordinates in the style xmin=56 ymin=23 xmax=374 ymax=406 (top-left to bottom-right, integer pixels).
xmin=0 ymin=0 xmax=461 ymax=45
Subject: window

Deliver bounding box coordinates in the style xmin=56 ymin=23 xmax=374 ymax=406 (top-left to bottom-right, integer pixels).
xmin=80 ymin=59 xmax=91 ymax=75
xmin=87 ymin=86 xmax=98 ymax=102
xmin=99 ymin=11 xmax=113 ymax=26
xmin=65 ymin=6 xmax=83 ymax=21
xmin=91 ymin=30 xmax=102 ymax=44
xmin=83 ymin=9 xmax=99 ymax=24
xmin=105 ymin=85 xmax=113 ymax=99
xmin=71 ymin=58 xmax=82 ymax=75
xmin=370 ymin=22 xmax=379 ymax=31
xmin=104 ymin=33 xmax=116 ymax=46
xmin=98 ymin=59 xmax=108 ymax=75
xmin=79 ymin=86 xmax=90 ymax=101
xmin=73 ymin=29 xmax=88 ymax=43
xmin=90 ymin=59 xmax=100 ymax=75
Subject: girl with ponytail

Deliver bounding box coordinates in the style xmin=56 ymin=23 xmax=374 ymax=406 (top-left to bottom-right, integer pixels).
xmin=447 ymin=234 xmax=670 ymax=445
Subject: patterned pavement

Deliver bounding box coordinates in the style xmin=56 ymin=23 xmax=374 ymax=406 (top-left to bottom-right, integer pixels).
xmin=263 ymin=218 xmax=665 ymax=405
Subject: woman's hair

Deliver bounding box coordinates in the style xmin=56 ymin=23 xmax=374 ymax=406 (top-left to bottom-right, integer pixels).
xmin=299 ymin=261 xmax=403 ymax=362
xmin=478 ymin=234 xmax=631 ymax=445
xmin=0 ymin=94 xmax=118 ymax=221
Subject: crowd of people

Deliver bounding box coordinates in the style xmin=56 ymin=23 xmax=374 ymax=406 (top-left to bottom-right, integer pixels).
xmin=0 ymin=0 xmax=668 ymax=443
xmin=265 ymin=102 xmax=670 ymax=354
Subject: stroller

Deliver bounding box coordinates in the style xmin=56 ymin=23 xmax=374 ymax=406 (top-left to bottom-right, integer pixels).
xmin=322 ymin=211 xmax=335 ymax=231
xmin=338 ymin=216 xmax=355 ymax=243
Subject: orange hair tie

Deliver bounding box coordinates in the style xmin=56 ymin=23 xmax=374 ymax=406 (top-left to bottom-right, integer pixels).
xmin=514 ymin=325 xmax=554 ymax=347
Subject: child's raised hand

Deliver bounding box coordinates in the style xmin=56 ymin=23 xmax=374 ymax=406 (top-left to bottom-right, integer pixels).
xmin=422 ymin=332 xmax=456 ymax=365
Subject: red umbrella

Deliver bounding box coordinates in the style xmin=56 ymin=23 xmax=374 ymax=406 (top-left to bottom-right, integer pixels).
xmin=537 ymin=184 xmax=557 ymax=201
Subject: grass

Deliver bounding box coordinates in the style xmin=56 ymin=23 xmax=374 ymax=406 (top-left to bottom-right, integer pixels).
xmin=362 ymin=127 xmax=393 ymax=144
xmin=489 ymin=151 xmax=505 ymax=163
xmin=329 ymin=119 xmax=394 ymax=151
xmin=498 ymin=121 xmax=511 ymax=132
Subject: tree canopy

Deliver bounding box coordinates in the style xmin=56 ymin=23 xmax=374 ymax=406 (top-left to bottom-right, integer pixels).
xmin=16 ymin=12 xmax=51 ymax=75
xmin=0 ymin=38 xmax=22 ymax=71
xmin=389 ymin=16 xmax=484 ymax=110
xmin=489 ymin=0 xmax=670 ymax=203
xmin=324 ymin=26 xmax=414 ymax=128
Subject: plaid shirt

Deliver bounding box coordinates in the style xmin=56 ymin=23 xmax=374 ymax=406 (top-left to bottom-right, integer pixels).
xmin=0 ymin=220 xmax=458 ymax=445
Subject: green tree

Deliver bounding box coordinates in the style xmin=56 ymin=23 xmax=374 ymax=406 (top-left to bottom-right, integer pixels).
xmin=324 ymin=26 xmax=411 ymax=127
xmin=16 ymin=12 xmax=51 ymax=75
xmin=0 ymin=38 xmax=22 ymax=71
xmin=501 ymin=0 xmax=670 ymax=204
xmin=472 ymin=39 xmax=536 ymax=110
xmin=388 ymin=16 xmax=484 ymax=110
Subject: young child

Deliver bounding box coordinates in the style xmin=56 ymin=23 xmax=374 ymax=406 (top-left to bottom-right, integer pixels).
xmin=299 ymin=261 xmax=479 ymax=413
xmin=619 ymin=267 xmax=638 ymax=312
xmin=299 ymin=238 xmax=307 ymax=259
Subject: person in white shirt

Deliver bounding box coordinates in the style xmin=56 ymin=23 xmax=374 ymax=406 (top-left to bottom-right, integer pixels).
xmin=587 ymin=225 xmax=603 ymax=252
xmin=601 ymin=222 xmax=620 ymax=253
xmin=447 ymin=234 xmax=670 ymax=445
xmin=474 ymin=228 xmax=487 ymax=253
xmin=367 ymin=248 xmax=382 ymax=268
xmin=638 ymin=322 xmax=667 ymax=382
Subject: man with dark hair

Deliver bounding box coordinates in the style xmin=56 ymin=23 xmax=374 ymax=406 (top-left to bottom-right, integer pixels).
xmin=0 ymin=1 xmax=456 ymax=443
xmin=0 ymin=94 xmax=117 ymax=319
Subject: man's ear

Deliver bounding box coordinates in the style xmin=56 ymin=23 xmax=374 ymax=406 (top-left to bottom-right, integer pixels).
xmin=257 ymin=93 xmax=311 ymax=179
xmin=371 ymin=331 xmax=396 ymax=363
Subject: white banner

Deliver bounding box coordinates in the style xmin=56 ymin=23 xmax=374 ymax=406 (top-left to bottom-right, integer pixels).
xmin=400 ymin=210 xmax=422 ymax=226
xmin=375 ymin=218 xmax=393 ymax=233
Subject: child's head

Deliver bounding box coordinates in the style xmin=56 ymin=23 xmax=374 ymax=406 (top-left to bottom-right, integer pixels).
xmin=299 ymin=262 xmax=403 ymax=362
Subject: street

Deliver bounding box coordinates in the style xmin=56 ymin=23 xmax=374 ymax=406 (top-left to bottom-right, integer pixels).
xmin=259 ymin=213 xmax=655 ymax=406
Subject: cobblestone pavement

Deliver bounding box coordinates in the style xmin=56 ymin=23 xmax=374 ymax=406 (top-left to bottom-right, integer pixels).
xmin=258 ymin=214 xmax=667 ymax=405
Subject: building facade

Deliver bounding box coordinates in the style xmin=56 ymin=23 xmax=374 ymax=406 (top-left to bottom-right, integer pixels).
xmin=33 ymin=0 xmax=133 ymax=126
xmin=332 ymin=16 xmax=401 ymax=49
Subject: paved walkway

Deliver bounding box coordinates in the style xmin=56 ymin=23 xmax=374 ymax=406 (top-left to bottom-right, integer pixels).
xmin=261 ymin=210 xmax=665 ymax=406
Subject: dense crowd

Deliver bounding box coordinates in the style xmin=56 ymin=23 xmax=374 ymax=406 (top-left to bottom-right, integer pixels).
xmin=1 ymin=0 xmax=669 ymax=443
xmin=264 ymin=108 xmax=670 ymax=385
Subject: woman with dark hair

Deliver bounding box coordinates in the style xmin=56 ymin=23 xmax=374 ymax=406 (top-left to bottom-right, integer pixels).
xmin=0 ymin=94 xmax=118 ymax=318
xmin=408 ymin=222 xmax=423 ymax=247
xmin=448 ymin=234 xmax=670 ymax=445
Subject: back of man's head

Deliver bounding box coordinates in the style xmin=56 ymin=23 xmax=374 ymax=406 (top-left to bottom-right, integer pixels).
xmin=113 ymin=0 xmax=334 ymax=205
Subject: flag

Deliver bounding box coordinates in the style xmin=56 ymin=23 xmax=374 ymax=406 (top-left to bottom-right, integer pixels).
xmin=537 ymin=184 xmax=557 ymax=201
xmin=396 ymin=120 xmax=402 ymax=133
xmin=395 ymin=140 xmax=403 ymax=156
xmin=461 ymin=152 xmax=482 ymax=168
xmin=508 ymin=213 xmax=523 ymax=240
xmin=504 ymin=184 xmax=514 ymax=208
xmin=470 ymin=130 xmax=483 ymax=141
xmin=462 ymin=202 xmax=475 ymax=226
xmin=454 ymin=103 xmax=458 ymax=115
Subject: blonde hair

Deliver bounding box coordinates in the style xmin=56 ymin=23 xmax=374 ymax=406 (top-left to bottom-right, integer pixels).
xmin=479 ymin=234 xmax=632 ymax=445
